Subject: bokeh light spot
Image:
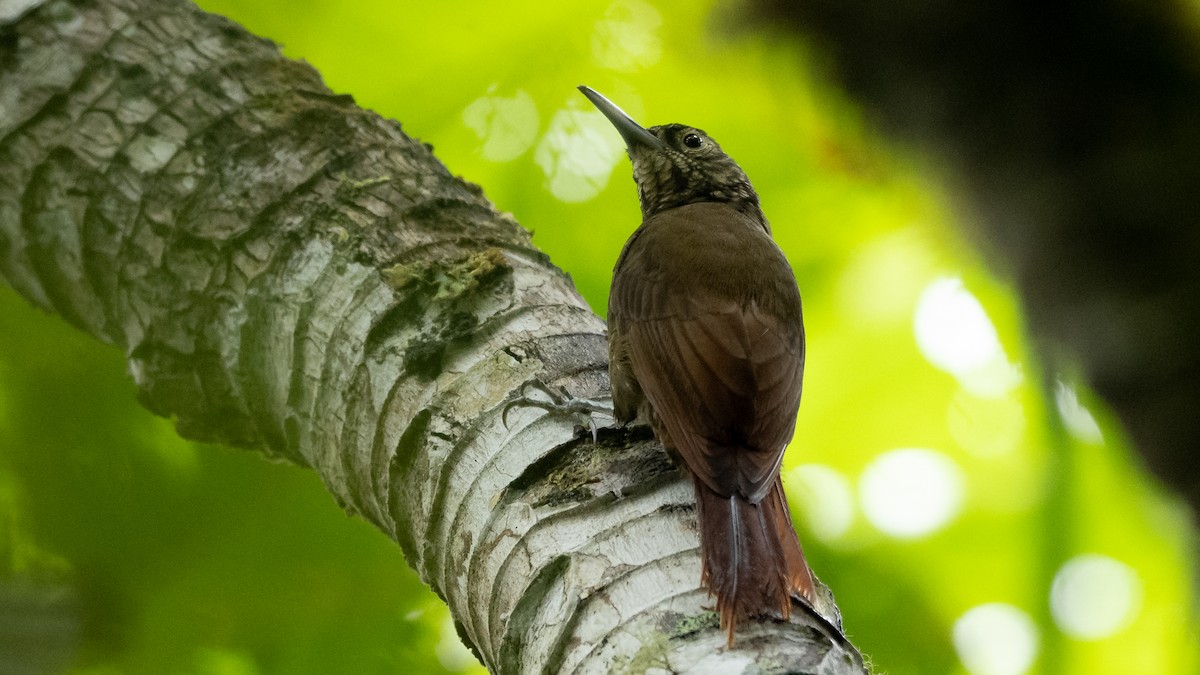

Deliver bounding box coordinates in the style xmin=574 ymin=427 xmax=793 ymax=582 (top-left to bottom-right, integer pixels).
xmin=1054 ymin=382 xmax=1104 ymax=444
xmin=914 ymin=277 xmax=999 ymax=373
xmin=914 ymin=277 xmax=1021 ymax=396
xmin=591 ymin=0 xmax=662 ymax=71
xmin=462 ymin=88 xmax=539 ymax=162
xmin=534 ymin=106 xmax=624 ymax=202
xmin=953 ymin=603 xmax=1040 ymax=675
xmin=785 ymin=464 xmax=855 ymax=543
xmin=1051 ymin=554 xmax=1141 ymax=640
xmin=859 ymin=448 xmax=964 ymax=538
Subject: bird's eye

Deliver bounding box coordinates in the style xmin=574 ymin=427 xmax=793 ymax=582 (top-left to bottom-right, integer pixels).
xmin=683 ymin=133 xmax=703 ymax=149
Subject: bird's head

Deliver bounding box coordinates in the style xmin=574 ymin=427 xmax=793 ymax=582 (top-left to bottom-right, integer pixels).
xmin=579 ymin=86 xmax=761 ymax=223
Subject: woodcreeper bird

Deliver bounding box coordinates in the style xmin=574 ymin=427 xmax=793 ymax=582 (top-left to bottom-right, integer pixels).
xmin=579 ymin=86 xmax=816 ymax=643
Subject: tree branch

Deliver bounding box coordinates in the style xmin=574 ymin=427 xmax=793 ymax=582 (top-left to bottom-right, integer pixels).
xmin=0 ymin=0 xmax=866 ymax=671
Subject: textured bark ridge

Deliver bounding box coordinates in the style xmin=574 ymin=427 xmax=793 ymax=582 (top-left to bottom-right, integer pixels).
xmin=0 ymin=1 xmax=866 ymax=672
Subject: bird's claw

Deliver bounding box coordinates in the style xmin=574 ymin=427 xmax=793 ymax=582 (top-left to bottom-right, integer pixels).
xmin=501 ymin=379 xmax=614 ymax=443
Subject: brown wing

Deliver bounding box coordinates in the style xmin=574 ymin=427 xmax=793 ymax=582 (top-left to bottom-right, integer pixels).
xmin=608 ymin=202 xmax=804 ymax=503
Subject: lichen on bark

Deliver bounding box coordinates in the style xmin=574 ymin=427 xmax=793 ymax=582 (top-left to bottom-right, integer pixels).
xmin=0 ymin=0 xmax=866 ymax=672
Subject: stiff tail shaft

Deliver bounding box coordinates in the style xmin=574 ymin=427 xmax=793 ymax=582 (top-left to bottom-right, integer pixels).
xmin=695 ymin=475 xmax=815 ymax=645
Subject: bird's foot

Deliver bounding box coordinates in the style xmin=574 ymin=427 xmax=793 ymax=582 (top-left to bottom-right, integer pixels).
xmin=501 ymin=379 xmax=615 ymax=442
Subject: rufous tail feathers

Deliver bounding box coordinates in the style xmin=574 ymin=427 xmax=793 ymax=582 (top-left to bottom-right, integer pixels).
xmin=694 ymin=474 xmax=815 ymax=645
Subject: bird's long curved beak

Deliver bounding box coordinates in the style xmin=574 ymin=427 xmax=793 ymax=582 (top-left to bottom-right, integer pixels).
xmin=578 ymin=85 xmax=665 ymax=150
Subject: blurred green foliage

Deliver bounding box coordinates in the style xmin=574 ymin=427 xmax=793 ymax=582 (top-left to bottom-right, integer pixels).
xmin=1 ymin=0 xmax=1196 ymax=673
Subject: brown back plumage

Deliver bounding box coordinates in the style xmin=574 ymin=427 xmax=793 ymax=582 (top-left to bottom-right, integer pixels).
xmin=608 ymin=202 xmax=815 ymax=644
xmin=579 ymin=87 xmax=816 ymax=645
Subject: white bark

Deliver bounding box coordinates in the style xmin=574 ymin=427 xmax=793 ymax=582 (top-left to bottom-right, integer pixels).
xmin=0 ymin=0 xmax=866 ymax=672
